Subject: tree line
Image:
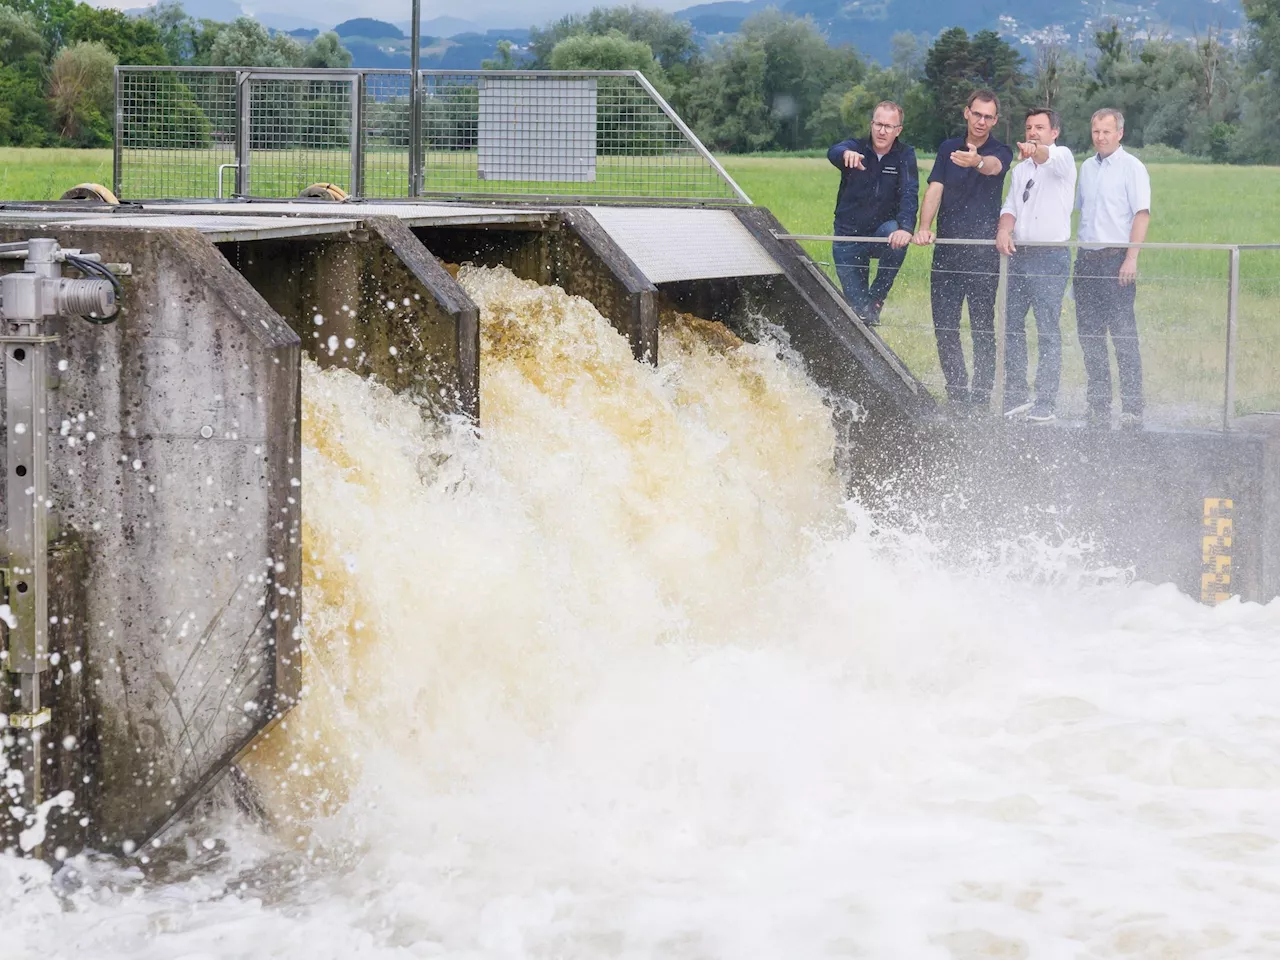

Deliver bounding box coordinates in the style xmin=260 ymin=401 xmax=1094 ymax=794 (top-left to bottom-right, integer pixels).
xmin=3 ymin=0 xmax=1280 ymax=164
xmin=518 ymin=0 xmax=1280 ymax=164
xmin=0 ymin=0 xmax=350 ymax=146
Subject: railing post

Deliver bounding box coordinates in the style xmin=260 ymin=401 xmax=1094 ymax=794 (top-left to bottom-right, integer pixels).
xmin=993 ymin=250 xmax=1009 ymax=414
xmin=351 ymin=72 xmax=364 ymax=199
xmin=112 ymin=67 xmax=123 ymax=199
xmin=235 ymin=71 xmax=249 ymax=196
xmin=1224 ymin=246 xmax=1240 ymax=431
xmin=409 ymin=0 xmax=422 ymax=197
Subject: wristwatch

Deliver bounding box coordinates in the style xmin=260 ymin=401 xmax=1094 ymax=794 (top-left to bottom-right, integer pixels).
xmin=977 ymin=156 xmax=986 ymax=172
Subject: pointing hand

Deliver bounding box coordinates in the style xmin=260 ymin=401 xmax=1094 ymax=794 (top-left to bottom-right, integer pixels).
xmin=842 ymin=150 xmax=866 ymax=170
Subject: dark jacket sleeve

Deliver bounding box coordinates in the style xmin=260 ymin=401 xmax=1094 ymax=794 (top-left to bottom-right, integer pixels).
xmin=828 ymin=138 xmax=859 ymax=169
xmin=897 ymin=146 xmax=920 ymax=233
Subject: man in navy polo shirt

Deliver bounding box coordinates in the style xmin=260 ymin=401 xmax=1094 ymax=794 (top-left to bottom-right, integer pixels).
xmin=912 ymin=89 xmax=1013 ymax=409
xmin=827 ymin=100 xmax=919 ymax=326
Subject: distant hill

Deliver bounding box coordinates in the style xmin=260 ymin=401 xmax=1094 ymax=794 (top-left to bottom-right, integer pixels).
xmin=333 ymin=18 xmax=404 ymax=40
xmin=675 ymin=0 xmax=1244 ymax=59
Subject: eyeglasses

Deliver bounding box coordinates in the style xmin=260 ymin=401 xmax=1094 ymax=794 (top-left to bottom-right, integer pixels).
xmin=1021 ymin=178 xmax=1035 ymax=203
xmin=970 ymin=111 xmax=997 ymax=123
xmin=870 ymin=122 xmax=902 ymax=132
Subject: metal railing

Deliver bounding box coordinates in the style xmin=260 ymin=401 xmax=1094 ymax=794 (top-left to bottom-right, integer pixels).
xmin=114 ymin=66 xmax=750 ymax=205
xmin=774 ymin=232 xmax=1280 ymax=431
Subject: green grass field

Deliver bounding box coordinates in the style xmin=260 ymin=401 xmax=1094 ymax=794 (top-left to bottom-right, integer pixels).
xmin=0 ymin=147 xmax=1275 ymax=421
xmin=723 ymin=156 xmax=1280 ymax=422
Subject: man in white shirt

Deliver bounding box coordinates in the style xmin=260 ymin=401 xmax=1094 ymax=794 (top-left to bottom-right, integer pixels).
xmin=1074 ymin=107 xmax=1152 ymax=429
xmin=995 ymin=107 xmax=1076 ymax=423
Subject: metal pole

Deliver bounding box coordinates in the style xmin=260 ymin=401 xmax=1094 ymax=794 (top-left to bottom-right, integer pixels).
xmin=351 ymin=72 xmax=364 ymax=199
xmin=993 ymin=252 xmax=1008 ymax=414
xmin=235 ymin=71 xmax=249 ymax=196
xmin=409 ymin=0 xmax=422 ymax=197
xmin=1224 ymin=246 xmax=1240 ymax=431
xmin=112 ymin=66 xmax=123 ymax=200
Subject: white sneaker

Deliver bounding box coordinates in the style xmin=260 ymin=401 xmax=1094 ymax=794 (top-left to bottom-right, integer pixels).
xmin=1003 ymin=400 xmax=1033 ymax=418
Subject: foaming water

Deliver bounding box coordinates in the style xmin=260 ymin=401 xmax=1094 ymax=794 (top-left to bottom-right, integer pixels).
xmin=4 ymin=266 xmax=1280 ymax=959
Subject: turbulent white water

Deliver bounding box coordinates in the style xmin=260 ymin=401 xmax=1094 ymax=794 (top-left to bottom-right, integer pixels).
xmin=4 ymin=265 xmax=1280 ymax=959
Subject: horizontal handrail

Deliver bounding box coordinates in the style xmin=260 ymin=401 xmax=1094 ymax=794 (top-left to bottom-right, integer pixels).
xmin=774 ymin=232 xmax=1280 ymax=252
xmin=113 ymin=66 xmax=657 ymax=78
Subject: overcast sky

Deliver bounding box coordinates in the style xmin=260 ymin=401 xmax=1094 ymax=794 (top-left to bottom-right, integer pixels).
xmin=99 ymin=0 xmax=697 ymax=30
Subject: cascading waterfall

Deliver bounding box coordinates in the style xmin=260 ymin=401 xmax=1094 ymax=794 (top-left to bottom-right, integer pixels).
xmin=3 ymin=266 xmax=1279 ymax=959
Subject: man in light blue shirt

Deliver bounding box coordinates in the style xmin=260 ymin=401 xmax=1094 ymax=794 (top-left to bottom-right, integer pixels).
xmin=1073 ymin=107 xmax=1152 ymax=429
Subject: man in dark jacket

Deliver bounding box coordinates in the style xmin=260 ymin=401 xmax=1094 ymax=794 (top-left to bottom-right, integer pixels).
xmin=827 ymin=101 xmax=919 ymax=326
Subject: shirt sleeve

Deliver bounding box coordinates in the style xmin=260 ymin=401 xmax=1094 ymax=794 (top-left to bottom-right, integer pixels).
xmin=1000 ymin=180 xmax=1016 ymax=219
xmin=1047 ymin=145 xmax=1074 ymax=179
xmin=1129 ymin=159 xmax=1152 ymax=213
xmin=898 ymin=147 xmax=920 ymax=232
xmin=927 ymin=140 xmax=950 ymax=185
xmin=995 ymin=141 xmax=1014 ymax=172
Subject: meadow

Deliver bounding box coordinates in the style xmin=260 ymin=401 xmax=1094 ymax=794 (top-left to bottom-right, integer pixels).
xmin=0 ymin=147 xmax=1275 ymax=421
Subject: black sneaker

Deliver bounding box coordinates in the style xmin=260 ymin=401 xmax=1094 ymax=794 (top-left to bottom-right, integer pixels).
xmin=1025 ymin=401 xmax=1056 ymax=423
xmin=865 ymin=300 xmax=884 ymax=327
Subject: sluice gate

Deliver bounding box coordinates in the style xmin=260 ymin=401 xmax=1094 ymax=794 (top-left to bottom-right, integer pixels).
xmin=2 ymin=68 xmax=1279 ymax=862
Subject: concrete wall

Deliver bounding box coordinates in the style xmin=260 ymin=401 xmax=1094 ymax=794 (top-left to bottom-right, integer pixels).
xmin=0 ymin=226 xmax=301 ymax=852
xmin=224 ymin=217 xmax=479 ymax=419
xmin=850 ymin=413 xmax=1279 ymax=603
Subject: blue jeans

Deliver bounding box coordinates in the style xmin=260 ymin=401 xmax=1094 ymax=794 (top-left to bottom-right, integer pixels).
xmin=832 ymin=220 xmax=907 ymax=314
xmin=1004 ymin=246 xmax=1070 ymax=409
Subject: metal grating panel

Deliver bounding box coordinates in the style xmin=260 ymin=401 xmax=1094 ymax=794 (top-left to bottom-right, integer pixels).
xmin=478 ymin=77 xmax=597 ymax=183
xmin=114 ymin=67 xmax=750 ymax=204
xmin=584 ymin=206 xmax=783 ymax=283
xmin=246 ymin=75 xmax=356 ymax=197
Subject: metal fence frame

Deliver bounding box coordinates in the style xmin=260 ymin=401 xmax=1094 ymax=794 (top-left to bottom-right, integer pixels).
xmin=114 ymin=66 xmax=751 ymax=205
xmin=776 ymin=232 xmax=1280 ymax=433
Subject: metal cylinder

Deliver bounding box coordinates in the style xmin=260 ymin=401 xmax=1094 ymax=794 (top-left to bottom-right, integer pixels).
xmin=57 ymin=277 xmax=116 ymax=319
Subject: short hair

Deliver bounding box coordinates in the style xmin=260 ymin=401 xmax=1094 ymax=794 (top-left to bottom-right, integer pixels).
xmin=1091 ymin=107 xmax=1125 ymax=131
xmin=967 ymin=89 xmax=1000 ymax=113
xmin=872 ymin=100 xmax=904 ymax=125
xmin=1025 ymin=107 xmax=1061 ymax=130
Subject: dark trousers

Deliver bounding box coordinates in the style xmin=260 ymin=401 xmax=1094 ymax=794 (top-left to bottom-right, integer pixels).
xmin=1005 ymin=246 xmax=1070 ymax=409
xmin=1073 ymin=248 xmax=1143 ymax=415
xmin=833 ymin=219 xmax=907 ymax=314
xmin=930 ymin=246 xmax=1000 ymax=403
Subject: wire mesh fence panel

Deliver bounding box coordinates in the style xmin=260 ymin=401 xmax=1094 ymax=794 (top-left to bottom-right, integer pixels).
xmin=1237 ymin=249 xmax=1280 ymax=417
xmin=115 ymin=68 xmax=746 ymax=203
xmin=812 ymin=241 xmax=1235 ymax=429
xmin=116 ymin=69 xmax=238 ymax=199
xmin=245 ymin=75 xmax=355 ymax=197
xmin=361 ymin=71 xmax=413 ymax=198
xmin=418 ymin=71 xmax=745 ymax=202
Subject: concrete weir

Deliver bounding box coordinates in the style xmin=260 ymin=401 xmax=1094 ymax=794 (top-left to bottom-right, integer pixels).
xmin=1 ymin=198 xmax=1279 ymax=859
